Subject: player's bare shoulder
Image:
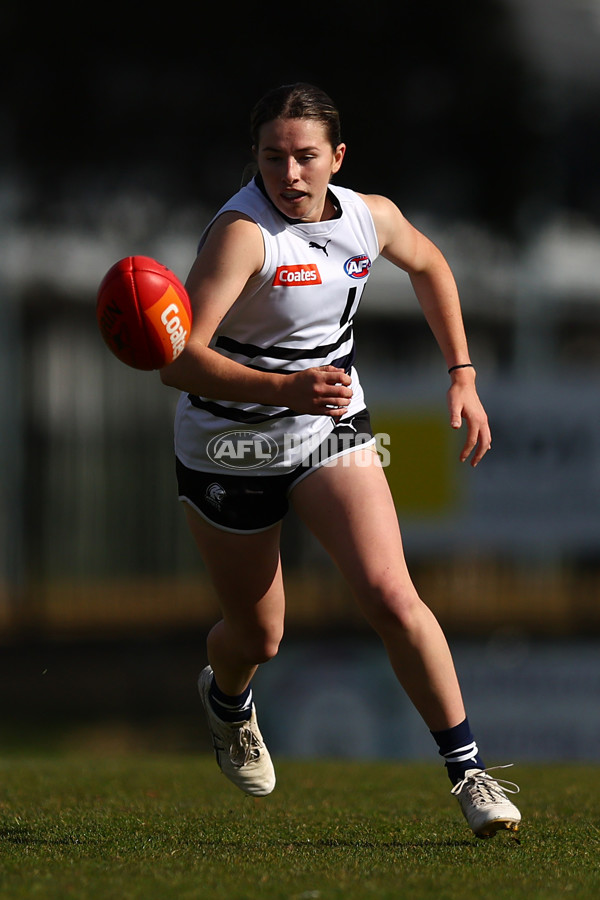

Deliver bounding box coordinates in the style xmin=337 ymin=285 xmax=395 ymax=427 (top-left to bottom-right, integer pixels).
xmin=357 ymin=192 xmax=411 ymax=258
xmin=188 ymin=211 xmax=265 ymax=293
xmin=357 ymin=192 xmax=404 ymax=226
xmin=202 ymin=211 xmax=264 ymax=274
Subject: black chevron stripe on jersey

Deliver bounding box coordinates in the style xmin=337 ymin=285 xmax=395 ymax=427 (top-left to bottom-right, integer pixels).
xmin=242 ymin=346 xmax=356 ymax=377
xmin=187 ymin=395 xmax=298 ymax=423
xmin=215 ymin=324 xmax=353 ymax=362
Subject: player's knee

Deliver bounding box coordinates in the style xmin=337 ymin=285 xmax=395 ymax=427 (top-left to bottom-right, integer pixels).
xmin=249 ymin=639 xmax=281 ymax=666
xmin=361 ymin=583 xmax=423 ymax=635
xmin=243 ymin=624 xmax=283 ymax=665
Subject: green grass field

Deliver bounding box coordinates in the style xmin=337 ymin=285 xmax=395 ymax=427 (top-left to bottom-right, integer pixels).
xmin=1 ymin=756 xmax=598 ymax=900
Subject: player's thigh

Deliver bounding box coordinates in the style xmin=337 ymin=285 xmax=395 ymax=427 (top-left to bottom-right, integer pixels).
xmin=183 ymin=503 xmax=285 ymax=626
xmin=290 ymin=447 xmax=414 ymax=595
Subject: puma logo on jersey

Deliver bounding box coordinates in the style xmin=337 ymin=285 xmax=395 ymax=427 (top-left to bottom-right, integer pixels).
xmin=309 ymin=240 xmax=331 ymax=256
xmin=344 ymin=255 xmax=371 ymax=279
xmin=273 ymin=264 xmax=322 ymax=286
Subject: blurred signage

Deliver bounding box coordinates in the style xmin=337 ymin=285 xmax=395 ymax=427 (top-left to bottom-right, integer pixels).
xmin=254 ymin=636 xmax=600 ymax=762
xmin=371 ymin=377 xmax=600 ymax=556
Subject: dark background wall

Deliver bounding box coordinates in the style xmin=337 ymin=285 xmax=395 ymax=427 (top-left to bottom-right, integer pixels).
xmin=5 ymin=0 xmax=595 ymax=233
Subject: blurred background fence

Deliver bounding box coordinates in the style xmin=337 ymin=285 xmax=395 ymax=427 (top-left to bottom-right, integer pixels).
xmin=2 ymin=222 xmax=599 ymax=641
xmin=1 ymin=0 xmax=599 ymax=759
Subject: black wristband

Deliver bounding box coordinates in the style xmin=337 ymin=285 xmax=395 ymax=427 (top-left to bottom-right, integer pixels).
xmin=448 ymin=363 xmax=475 ymax=374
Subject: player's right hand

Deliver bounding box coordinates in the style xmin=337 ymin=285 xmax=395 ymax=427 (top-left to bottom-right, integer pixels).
xmin=285 ymin=366 xmax=353 ymax=419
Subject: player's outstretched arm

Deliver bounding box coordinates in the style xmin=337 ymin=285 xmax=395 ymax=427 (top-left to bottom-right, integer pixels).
xmin=361 ymin=193 xmax=491 ymax=465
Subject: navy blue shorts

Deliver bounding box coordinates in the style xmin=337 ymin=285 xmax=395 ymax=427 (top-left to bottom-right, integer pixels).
xmin=176 ymin=408 xmax=374 ymax=533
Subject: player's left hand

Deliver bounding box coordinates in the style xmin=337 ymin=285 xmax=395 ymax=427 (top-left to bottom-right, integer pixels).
xmin=447 ymin=378 xmax=492 ymax=467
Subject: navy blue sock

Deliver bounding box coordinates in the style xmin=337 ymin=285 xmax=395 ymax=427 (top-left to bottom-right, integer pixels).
xmin=431 ymin=717 xmax=485 ymax=785
xmin=208 ymin=676 xmax=253 ymax=723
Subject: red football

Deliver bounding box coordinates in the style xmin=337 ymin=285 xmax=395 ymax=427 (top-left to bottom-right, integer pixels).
xmin=97 ymin=256 xmax=192 ymax=370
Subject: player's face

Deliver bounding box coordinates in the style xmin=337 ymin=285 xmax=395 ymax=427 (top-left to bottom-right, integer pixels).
xmin=255 ymin=118 xmax=346 ymax=222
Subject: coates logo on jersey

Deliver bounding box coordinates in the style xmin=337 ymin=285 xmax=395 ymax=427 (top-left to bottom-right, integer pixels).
xmin=344 ymin=255 xmax=371 ymax=279
xmin=273 ymin=264 xmax=322 ymax=286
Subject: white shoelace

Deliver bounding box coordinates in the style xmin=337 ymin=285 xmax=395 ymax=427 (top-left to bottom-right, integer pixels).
xmin=451 ymin=764 xmax=521 ymax=799
xmin=229 ymin=724 xmax=262 ymax=768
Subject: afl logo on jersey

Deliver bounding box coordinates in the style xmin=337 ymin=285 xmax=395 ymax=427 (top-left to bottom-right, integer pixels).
xmin=344 ymin=255 xmax=371 ymax=279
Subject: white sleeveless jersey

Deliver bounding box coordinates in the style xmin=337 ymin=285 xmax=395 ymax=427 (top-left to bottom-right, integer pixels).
xmin=174 ymin=178 xmax=380 ymax=474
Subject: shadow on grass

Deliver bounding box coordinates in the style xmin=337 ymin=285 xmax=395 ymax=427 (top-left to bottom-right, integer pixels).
xmin=0 ymin=825 xmax=100 ymax=847
xmin=0 ymin=823 xmax=479 ymax=852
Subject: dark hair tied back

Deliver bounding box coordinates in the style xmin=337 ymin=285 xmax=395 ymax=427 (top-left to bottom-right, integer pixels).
xmin=250 ymin=82 xmax=342 ymax=150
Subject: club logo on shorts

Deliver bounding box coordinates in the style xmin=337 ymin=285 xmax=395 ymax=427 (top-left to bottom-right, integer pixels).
xmin=273 ymin=263 xmax=322 ymax=286
xmin=205 ymin=482 xmax=226 ymax=510
xmin=344 ymin=255 xmax=371 ymax=279
xmin=207 ymin=430 xmax=279 ymax=469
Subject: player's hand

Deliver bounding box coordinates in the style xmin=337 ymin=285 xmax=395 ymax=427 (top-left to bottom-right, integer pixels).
xmin=285 ymin=366 xmax=353 ymax=419
xmin=447 ymin=377 xmax=491 ymax=467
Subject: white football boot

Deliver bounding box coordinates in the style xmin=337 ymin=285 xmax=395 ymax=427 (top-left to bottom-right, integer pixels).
xmin=198 ymin=665 xmax=276 ymax=797
xmin=451 ymin=765 xmax=521 ymax=838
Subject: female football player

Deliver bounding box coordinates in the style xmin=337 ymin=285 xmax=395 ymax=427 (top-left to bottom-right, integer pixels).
xmin=160 ymin=82 xmax=521 ymax=837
